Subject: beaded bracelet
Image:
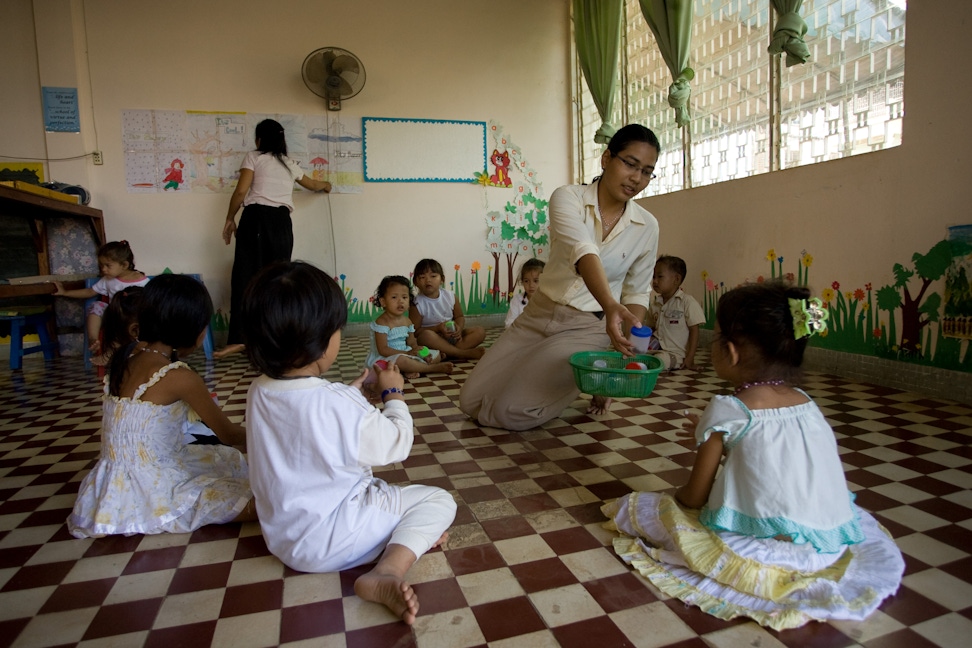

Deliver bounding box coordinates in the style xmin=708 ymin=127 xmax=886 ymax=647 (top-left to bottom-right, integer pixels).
xmin=381 ymin=387 xmax=404 ymax=402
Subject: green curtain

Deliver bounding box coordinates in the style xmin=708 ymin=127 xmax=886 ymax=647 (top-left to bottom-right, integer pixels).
xmin=768 ymin=0 xmax=810 ymax=67
xmin=637 ymin=0 xmax=694 ymax=127
xmin=573 ymin=0 xmax=624 ymax=143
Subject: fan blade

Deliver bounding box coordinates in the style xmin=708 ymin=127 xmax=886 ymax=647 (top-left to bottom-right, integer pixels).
xmin=324 ymin=76 xmax=354 ymax=97
xmin=320 ymin=50 xmax=337 ymax=71
xmin=304 ymin=59 xmax=327 ymax=85
xmin=330 ymin=54 xmax=359 ymax=76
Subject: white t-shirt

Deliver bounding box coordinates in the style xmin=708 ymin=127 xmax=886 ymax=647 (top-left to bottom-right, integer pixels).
xmin=246 ymin=375 xmax=414 ymax=572
xmin=413 ymin=288 xmax=456 ymax=328
xmin=540 ymin=181 xmax=658 ymax=313
xmin=90 ymin=274 xmax=150 ymax=298
xmin=504 ymin=293 xmax=529 ymax=327
xmin=241 ymin=151 xmax=305 ymax=211
xmin=648 ymin=288 xmax=706 ymax=361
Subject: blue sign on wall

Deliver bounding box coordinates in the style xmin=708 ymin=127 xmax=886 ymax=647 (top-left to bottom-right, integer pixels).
xmin=42 ymin=87 xmax=80 ymax=133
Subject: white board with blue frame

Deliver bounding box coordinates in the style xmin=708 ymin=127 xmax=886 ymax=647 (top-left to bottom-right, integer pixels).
xmin=362 ymin=117 xmax=486 ymax=182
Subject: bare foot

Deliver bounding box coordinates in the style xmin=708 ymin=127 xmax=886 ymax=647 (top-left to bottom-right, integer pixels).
xmin=354 ymin=572 xmax=420 ymax=625
xmin=405 ymin=372 xmax=420 ymax=379
xmin=429 ymin=362 xmax=454 ymax=374
xmin=587 ymin=395 xmax=613 ymax=415
xmin=457 ymin=347 xmax=486 ymax=361
xmin=90 ymin=353 xmax=110 ymax=366
xmin=213 ymin=343 xmax=245 ymax=359
xmin=431 ymin=532 xmax=449 ymax=549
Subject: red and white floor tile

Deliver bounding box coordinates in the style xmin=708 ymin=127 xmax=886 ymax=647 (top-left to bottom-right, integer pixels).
xmin=2 ymin=329 xmax=971 ymax=647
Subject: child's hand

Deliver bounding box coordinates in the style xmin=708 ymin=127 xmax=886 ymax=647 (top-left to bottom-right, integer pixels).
xmin=53 ymin=281 xmax=66 ymax=296
xmin=376 ymin=362 xmax=405 ymax=392
xmin=678 ymin=411 xmax=700 ymax=437
xmin=350 ymin=367 xmax=370 ymax=390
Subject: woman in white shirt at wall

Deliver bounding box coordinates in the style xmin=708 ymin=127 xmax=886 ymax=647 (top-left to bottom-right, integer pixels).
xmin=218 ymin=119 xmax=331 ymax=357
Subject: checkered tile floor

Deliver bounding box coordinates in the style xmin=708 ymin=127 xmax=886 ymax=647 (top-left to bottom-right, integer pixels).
xmin=2 ymin=328 xmax=972 ymax=647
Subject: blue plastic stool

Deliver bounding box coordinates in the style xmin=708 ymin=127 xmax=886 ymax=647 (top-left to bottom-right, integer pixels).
xmin=3 ymin=309 xmax=59 ymax=370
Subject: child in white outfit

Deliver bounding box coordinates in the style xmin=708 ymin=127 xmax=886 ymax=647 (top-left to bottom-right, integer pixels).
xmin=242 ymin=261 xmax=456 ymax=626
xmin=646 ymin=255 xmax=705 ymax=370
xmin=604 ymin=281 xmax=903 ymax=630
xmin=504 ymin=258 xmax=545 ymax=328
xmin=410 ymin=258 xmax=487 ymax=361
xmin=54 ymin=240 xmax=149 ymax=362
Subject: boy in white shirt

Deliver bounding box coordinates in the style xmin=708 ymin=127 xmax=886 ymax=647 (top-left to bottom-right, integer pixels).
xmin=647 ymin=255 xmax=706 ymax=370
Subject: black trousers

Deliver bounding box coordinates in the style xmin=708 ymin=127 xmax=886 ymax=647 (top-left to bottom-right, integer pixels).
xmin=227 ymin=203 xmax=293 ymax=344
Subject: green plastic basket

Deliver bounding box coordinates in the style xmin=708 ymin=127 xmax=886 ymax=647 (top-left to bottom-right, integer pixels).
xmin=569 ymin=351 xmax=663 ymax=398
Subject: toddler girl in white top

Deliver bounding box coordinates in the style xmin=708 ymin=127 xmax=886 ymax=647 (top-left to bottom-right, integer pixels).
xmin=604 ymin=280 xmax=903 ymax=630
xmin=367 ymin=275 xmax=454 ymax=378
xmin=54 ymin=240 xmax=149 ymax=363
xmin=243 ymin=261 xmax=456 ymax=626
xmin=504 ymin=258 xmax=545 ymax=328
xmin=409 ymin=258 xmax=487 ymax=361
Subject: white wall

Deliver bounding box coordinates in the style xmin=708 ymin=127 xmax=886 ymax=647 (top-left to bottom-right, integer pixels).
xmin=2 ymin=0 xmax=571 ymax=313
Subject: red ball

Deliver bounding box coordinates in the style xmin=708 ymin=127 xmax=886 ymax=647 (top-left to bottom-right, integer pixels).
xmin=625 ymin=361 xmax=648 ymax=371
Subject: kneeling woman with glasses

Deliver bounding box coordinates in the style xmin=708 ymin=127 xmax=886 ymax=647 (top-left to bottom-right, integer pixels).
xmin=460 ymin=124 xmax=661 ymax=430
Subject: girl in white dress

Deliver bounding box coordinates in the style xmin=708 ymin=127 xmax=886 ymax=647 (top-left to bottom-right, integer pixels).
xmin=68 ymin=274 xmax=254 ymax=538
xmin=604 ymin=281 xmax=904 ymax=630
xmin=366 ymin=275 xmax=453 ymax=378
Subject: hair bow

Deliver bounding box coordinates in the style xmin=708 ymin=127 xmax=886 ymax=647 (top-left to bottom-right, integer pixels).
xmin=789 ymin=297 xmax=829 ymax=339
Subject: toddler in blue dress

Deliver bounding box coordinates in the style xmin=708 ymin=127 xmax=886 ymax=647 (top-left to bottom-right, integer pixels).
xmin=604 ymin=280 xmax=903 ymax=630
xmin=368 ymin=275 xmax=454 ymax=379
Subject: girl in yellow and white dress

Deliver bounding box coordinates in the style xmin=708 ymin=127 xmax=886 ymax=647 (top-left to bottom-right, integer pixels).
xmin=604 ymin=281 xmax=904 ymax=631
xmin=68 ymin=274 xmax=254 ymax=538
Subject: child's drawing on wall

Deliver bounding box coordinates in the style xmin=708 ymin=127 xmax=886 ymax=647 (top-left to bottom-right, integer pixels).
xmin=162 ymin=159 xmax=185 ymax=191
xmin=489 ymin=149 xmax=512 ymax=187
xmin=310 ymin=156 xmax=328 ymax=182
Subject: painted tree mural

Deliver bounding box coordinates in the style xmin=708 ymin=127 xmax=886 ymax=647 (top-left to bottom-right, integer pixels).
xmin=480 ymin=122 xmax=549 ymax=304
xmin=701 ymin=237 xmax=972 ymax=371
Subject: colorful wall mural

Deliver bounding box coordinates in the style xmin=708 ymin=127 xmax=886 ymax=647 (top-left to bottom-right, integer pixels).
xmin=701 ymin=229 xmax=972 ymax=372
xmin=342 ymin=120 xmax=550 ymax=323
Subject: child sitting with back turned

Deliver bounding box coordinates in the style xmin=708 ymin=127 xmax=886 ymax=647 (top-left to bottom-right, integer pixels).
xmin=603 ymin=281 xmax=903 ymax=630
xmin=646 ymin=255 xmax=705 ymax=370
xmin=410 ymin=258 xmax=487 ymax=360
xmin=368 ymin=275 xmax=454 ymax=378
xmin=68 ymin=274 xmax=253 ymax=538
xmin=242 ymin=261 xmax=456 ymax=625
xmin=505 ymin=258 xmax=545 ymax=328
xmin=54 ymin=240 xmax=149 ymax=363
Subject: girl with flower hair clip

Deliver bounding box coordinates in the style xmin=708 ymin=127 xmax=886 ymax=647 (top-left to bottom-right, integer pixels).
xmin=603 ymin=280 xmax=903 ymax=630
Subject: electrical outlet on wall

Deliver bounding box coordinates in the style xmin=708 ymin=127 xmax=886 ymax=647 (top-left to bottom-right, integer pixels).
xmin=92 ymin=151 xmax=103 ymax=165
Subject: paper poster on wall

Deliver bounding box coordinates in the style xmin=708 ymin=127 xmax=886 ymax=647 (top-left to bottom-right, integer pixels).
xmin=122 ymin=109 xmax=363 ymax=193
xmin=362 ymin=118 xmax=486 ymax=182
xmin=42 ymin=87 xmax=81 ymax=133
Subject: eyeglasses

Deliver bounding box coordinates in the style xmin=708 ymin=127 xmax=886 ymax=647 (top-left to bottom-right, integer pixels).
xmin=614 ymin=154 xmax=657 ymax=181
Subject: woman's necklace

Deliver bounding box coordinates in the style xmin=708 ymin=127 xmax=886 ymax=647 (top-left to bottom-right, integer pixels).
xmin=733 ymin=379 xmax=786 ymax=396
xmin=600 ymin=202 xmax=625 ymax=232
xmin=129 ymin=344 xmax=171 ymax=360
